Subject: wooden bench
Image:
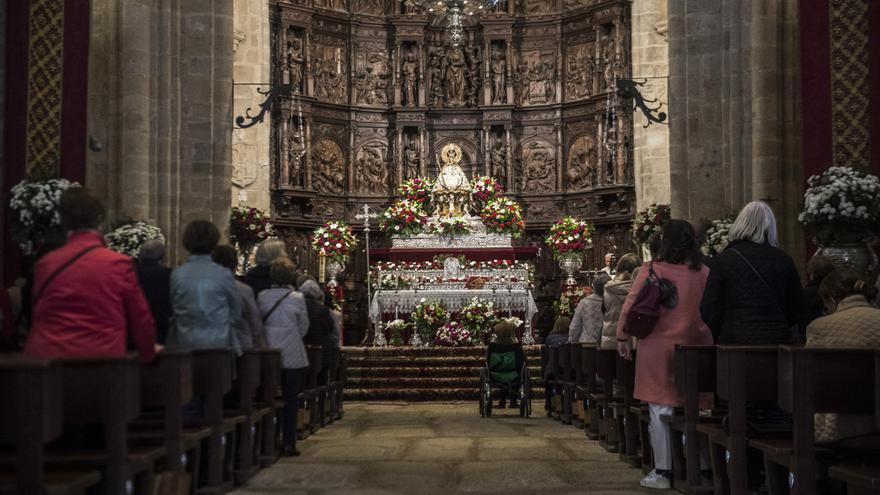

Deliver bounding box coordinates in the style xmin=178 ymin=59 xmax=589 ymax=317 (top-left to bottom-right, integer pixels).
xmin=613 ymin=351 xmax=640 ymax=467
xmin=593 ymin=348 xmax=619 ymax=452
xmin=580 ymin=345 xmax=600 ymax=440
xmin=189 ymin=349 xmax=238 ymax=494
xmin=570 ymin=343 xmax=585 ymax=428
xmin=0 ymin=356 xmax=101 ymax=495
xmin=558 ymin=343 xmax=575 ymax=424
xmin=256 ymin=348 xmax=283 ymax=467
xmin=670 ymin=344 xmax=722 ymax=494
xmin=546 ymin=346 xmax=562 ymax=420
xmin=750 ymin=347 xmax=878 ymax=495
xmin=333 ymin=351 xmax=348 ymax=421
xmin=829 ymin=465 xmax=880 ymax=495
xmin=230 ymin=350 xmax=268 ymax=484
xmin=130 ymin=351 xmax=210 ymax=495
xmin=300 ymin=346 xmax=324 ymax=438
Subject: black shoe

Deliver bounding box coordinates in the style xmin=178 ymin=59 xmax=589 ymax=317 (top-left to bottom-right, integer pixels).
xmin=281 ymin=445 xmax=301 ymax=457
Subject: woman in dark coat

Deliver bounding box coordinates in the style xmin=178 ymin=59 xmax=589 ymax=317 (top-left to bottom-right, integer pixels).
xmin=700 ymin=201 xmax=805 ymax=345
xmin=300 ymin=279 xmax=338 ymax=383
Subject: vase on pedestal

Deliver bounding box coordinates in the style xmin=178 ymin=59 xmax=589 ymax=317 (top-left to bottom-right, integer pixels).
xmin=815 ymin=240 xmax=878 ymax=276
xmin=326 ymin=259 xmax=344 ymax=289
xmin=558 ymin=253 xmax=583 ymax=287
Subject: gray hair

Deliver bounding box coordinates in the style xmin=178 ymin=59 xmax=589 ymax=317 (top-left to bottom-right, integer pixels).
xmin=299 ymin=279 xmax=324 ymax=301
xmin=138 ymin=239 xmax=166 ymax=262
xmin=728 ymin=201 xmax=778 ymax=247
xmin=255 ymin=238 xmax=287 ymax=266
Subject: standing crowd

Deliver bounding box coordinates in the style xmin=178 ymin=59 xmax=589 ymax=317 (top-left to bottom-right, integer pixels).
xmin=560 ymin=201 xmax=880 ymax=490
xmin=4 ymin=187 xmax=341 ymax=457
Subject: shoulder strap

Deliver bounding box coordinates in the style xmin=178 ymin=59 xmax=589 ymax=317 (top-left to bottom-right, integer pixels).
xmin=730 ymin=248 xmax=771 ymax=290
xmin=262 ymin=290 xmax=294 ymax=323
xmin=32 ymin=245 xmax=103 ymax=305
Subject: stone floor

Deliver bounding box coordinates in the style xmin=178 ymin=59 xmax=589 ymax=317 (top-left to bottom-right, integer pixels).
xmin=232 ymin=403 xmax=669 ymax=495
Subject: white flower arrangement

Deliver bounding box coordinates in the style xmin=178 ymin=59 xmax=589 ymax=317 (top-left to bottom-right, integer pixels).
xmin=8 ymin=178 xmax=80 ymax=255
xmin=701 ymin=217 xmax=734 ymax=257
xmin=503 ymin=316 xmax=523 ymax=329
xmin=105 ymin=222 xmax=165 ymax=258
xmin=798 ymin=166 xmax=880 ymax=243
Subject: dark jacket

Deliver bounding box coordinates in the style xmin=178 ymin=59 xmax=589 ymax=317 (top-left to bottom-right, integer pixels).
xmin=800 ymin=280 xmax=824 ymax=344
xmin=700 ymin=240 xmax=804 ymax=345
xmin=486 ymin=342 xmax=526 ymax=384
xmin=243 ymin=265 xmax=272 ymax=296
xmin=303 ymin=298 xmax=338 ymax=367
xmin=136 ymin=261 xmax=173 ymax=344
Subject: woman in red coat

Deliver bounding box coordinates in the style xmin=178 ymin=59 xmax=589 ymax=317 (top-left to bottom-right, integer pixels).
xmin=617 ymin=220 xmax=713 ymax=490
xmin=24 ymin=188 xmax=156 ymax=362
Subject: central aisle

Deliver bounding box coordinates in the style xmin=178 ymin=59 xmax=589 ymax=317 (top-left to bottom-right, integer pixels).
xmin=232 ymin=403 xmax=667 ymax=495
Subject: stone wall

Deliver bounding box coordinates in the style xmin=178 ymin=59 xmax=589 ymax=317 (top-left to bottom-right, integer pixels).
xmin=630 ymin=0 xmax=669 ymax=209
xmin=231 ymin=0 xmax=272 ymax=210
xmin=87 ymin=0 xmax=235 ymax=263
xmin=665 ymin=0 xmax=804 ymax=262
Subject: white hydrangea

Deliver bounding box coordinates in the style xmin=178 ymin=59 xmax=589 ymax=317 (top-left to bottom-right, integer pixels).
xmin=8 ymin=178 xmax=80 ymax=254
xmin=799 ymin=166 xmax=880 ymax=224
xmin=701 ymin=217 xmax=734 ymax=257
xmin=105 ymin=222 xmax=165 ymax=258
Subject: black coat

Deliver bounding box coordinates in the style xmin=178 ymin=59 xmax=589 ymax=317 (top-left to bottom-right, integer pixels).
xmin=243 ymin=265 xmax=272 ymax=296
xmin=700 ymin=240 xmax=805 ymax=345
xmin=303 ymin=298 xmax=338 ymax=367
xmin=135 ymin=262 xmax=173 ymax=344
xmin=800 ymin=281 xmax=825 ymax=343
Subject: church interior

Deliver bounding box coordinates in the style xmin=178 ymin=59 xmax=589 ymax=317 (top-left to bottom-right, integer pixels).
xmin=2 ymin=0 xmax=880 ymax=494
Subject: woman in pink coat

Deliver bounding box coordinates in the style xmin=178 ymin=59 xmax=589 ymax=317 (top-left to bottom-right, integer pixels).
xmin=617 ymin=219 xmax=713 ymax=490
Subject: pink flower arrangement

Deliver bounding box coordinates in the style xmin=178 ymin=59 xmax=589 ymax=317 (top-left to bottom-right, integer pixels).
xmin=471 ymin=176 xmax=504 ymax=204
xmin=545 ymin=216 xmax=594 ymax=259
xmin=480 ymin=198 xmax=525 ymax=238
xmin=398 ymin=177 xmax=434 ymax=205
xmin=434 ymin=321 xmax=473 ymax=347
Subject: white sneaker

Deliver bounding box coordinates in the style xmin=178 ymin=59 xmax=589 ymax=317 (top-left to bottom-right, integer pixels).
xmin=640 ymin=470 xmax=672 ymax=490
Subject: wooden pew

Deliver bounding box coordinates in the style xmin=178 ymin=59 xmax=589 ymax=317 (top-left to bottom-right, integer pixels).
xmin=189 ymin=349 xmax=237 ymax=494
xmin=671 ymin=344 xmax=721 ymax=493
xmin=581 ymin=345 xmax=600 ymax=440
xmin=333 ymin=351 xmax=348 ymax=421
xmin=230 ymin=351 xmax=265 ymax=484
xmin=829 ymin=465 xmax=880 ymax=495
xmin=558 ymin=343 xmax=574 ymax=424
xmin=593 ymin=348 xmax=619 ymax=452
xmin=131 ymin=351 xmax=209 ymax=495
xmin=321 ymin=348 xmax=341 ymax=427
xmin=697 ymin=346 xmax=779 ymax=495
xmin=0 ymin=357 xmax=101 ymax=495
xmin=751 ymin=347 xmax=878 ymax=495
xmin=546 ymin=346 xmax=561 ymax=420
xmin=256 ymin=348 xmax=283 ymax=467
xmin=613 ymin=351 xmax=640 ymax=467
xmin=570 ymin=343 xmax=585 ymax=428
xmin=300 ymin=346 xmax=324 ymax=438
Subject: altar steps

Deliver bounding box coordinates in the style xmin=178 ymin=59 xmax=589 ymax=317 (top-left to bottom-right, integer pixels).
xmin=343 ymin=346 xmax=544 ymax=402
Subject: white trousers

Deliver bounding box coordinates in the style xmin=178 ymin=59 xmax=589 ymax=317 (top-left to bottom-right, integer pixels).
xmin=648 ymin=403 xmax=674 ymax=471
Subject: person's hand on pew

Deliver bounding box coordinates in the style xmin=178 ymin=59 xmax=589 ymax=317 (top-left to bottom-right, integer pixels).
xmin=617 ymin=338 xmax=633 ymax=360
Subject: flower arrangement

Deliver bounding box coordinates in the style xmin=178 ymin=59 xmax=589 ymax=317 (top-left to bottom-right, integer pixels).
xmin=372 ymin=272 xmax=410 ymax=290
xmin=434 ymin=321 xmax=473 ymax=347
xmin=311 ymin=221 xmax=358 ymax=263
xmin=545 ymin=216 xmax=594 ymax=259
xmin=105 ymin=222 xmax=165 ymax=258
xmin=398 ymin=177 xmax=434 ymax=205
xmin=633 ymin=203 xmax=672 ymax=245
xmin=502 ymin=316 xmax=524 ymax=329
xmin=433 ymin=254 xmax=469 ymax=267
xmin=798 ymin=166 xmax=880 ymax=244
xmin=459 ymin=297 xmax=498 ymax=342
xmin=230 ymin=206 xmax=274 ymax=247
xmin=701 ymin=217 xmax=735 ymax=257
xmin=379 ymin=199 xmax=429 ymax=237
xmin=384 ymin=319 xmax=409 ymax=346
xmin=412 ymin=299 xmax=449 ymax=343
xmin=554 ymin=285 xmax=588 ymax=318
xmin=430 ymin=216 xmax=472 ymax=238
xmin=374 ymin=259 xmax=532 ymax=272
xmin=8 ymin=178 xmax=79 ymax=255
xmin=471 ymin=176 xmax=503 ymax=204
xmin=480 ymin=198 xmax=525 ymax=238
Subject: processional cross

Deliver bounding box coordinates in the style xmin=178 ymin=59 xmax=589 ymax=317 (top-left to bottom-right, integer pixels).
xmin=355 ymin=204 xmax=381 ymax=346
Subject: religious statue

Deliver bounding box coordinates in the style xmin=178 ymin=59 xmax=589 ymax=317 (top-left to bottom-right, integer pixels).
xmin=465 ymin=47 xmax=482 ymax=107
xmin=443 ymin=47 xmax=468 ymax=108
xmin=429 ymin=52 xmax=443 ymax=108
xmin=402 ymin=51 xmax=419 ymax=107
xmin=566 ymin=137 xmax=597 ymax=191
xmin=403 ymin=137 xmax=421 ymax=180
xmin=601 ymin=35 xmax=616 ymax=90
xmin=514 ymin=62 xmax=530 ymax=105
xmin=490 ymin=50 xmax=506 ymax=104
xmin=489 ymin=138 xmax=507 ymax=184
xmin=312 ymin=139 xmax=345 ymax=194
xmin=288 ymin=134 xmax=306 ymax=187
xmin=432 ymin=143 xmax=472 ymax=217
xmin=314 ymin=57 xmax=346 ymax=103
xmin=285 ymin=37 xmax=304 ymax=93
xmin=355 ymin=66 xmax=387 ymax=105
xmin=355 ymin=146 xmax=388 ymax=194
xmin=402 ymin=0 xmax=421 ymax=14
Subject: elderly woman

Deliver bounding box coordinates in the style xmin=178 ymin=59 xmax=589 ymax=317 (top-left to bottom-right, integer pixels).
xmin=136 ymin=239 xmax=173 ymax=344
xmin=807 ymin=267 xmax=880 ymax=443
xmin=300 ymin=279 xmax=339 ymax=382
xmin=258 ymin=258 xmax=309 ymax=456
xmin=487 ymin=321 xmax=526 ymax=409
xmin=600 ymin=253 xmax=641 ymax=349
xmin=244 ymin=238 xmax=289 ymax=296
xmin=569 ymin=272 xmax=610 ymax=344
xmin=212 ymin=245 xmax=266 ymax=350
xmin=700 ymin=201 xmax=804 ymax=345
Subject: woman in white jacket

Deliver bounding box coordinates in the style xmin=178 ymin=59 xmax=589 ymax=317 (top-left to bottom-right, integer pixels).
xmin=600 ymin=253 xmax=641 ymax=349
xmin=258 ymin=257 xmax=309 ymax=456
xmin=569 ymin=272 xmax=610 ymax=343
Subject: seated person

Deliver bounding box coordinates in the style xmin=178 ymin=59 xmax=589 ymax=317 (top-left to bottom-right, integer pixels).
xmin=487 ymin=321 xmax=526 ymax=409
xmin=544 ymin=316 xmax=570 ymax=347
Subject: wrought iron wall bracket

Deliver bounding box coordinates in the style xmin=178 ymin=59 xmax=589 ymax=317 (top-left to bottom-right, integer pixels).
xmin=616 ymin=78 xmax=667 ymax=128
xmin=234 ymin=83 xmax=294 ymax=129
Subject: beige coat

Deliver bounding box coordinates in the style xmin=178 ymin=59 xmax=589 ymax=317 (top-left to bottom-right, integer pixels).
xmin=806 ymin=295 xmax=880 ymax=442
xmin=600 ymin=275 xmax=633 ymax=349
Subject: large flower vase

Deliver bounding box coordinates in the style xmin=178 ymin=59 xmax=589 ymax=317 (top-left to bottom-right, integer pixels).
xmin=558 ymin=253 xmax=583 ymax=287
xmin=815 ymin=239 xmax=878 ymax=276
xmin=326 ymin=259 xmax=344 ymax=290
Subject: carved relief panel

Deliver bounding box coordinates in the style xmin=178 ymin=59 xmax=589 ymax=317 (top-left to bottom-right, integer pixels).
xmin=353 ymin=0 xmax=386 ymax=15
xmin=354 ymin=127 xmax=391 ymax=195
xmin=514 ymin=50 xmax=556 ymax=106
xmin=564 ymin=40 xmax=596 ymax=101
xmin=311 ymin=137 xmax=346 ymax=194
xmin=313 ymin=36 xmax=348 ymax=104
xmin=353 ymin=43 xmax=390 ymax=106
xmin=566 ymin=134 xmax=598 ymax=191
xmin=428 ymin=43 xmax=482 ymax=109
xmin=519 ymin=138 xmax=556 ymax=193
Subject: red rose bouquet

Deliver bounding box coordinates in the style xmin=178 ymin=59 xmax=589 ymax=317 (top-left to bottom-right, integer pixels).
xmin=230 ymin=206 xmax=274 ymax=247
xmin=459 ymin=297 xmax=497 ymax=342
xmin=434 ymin=321 xmax=473 ymax=347
xmin=480 ymin=198 xmax=525 ymax=238
xmin=545 ymin=216 xmax=594 ymax=259
xmin=398 ymin=177 xmax=434 ymax=206
xmin=471 ymin=176 xmax=503 ymax=204
xmin=311 ymin=220 xmax=358 ymax=263
xmin=413 ymin=299 xmax=450 ymax=344
xmin=632 ymin=203 xmax=671 ymax=245
xmin=380 ymin=199 xmax=429 ymax=237
xmin=430 ymin=216 xmax=472 ymax=238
